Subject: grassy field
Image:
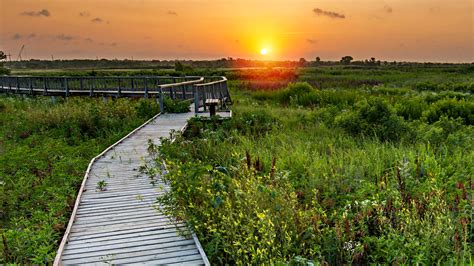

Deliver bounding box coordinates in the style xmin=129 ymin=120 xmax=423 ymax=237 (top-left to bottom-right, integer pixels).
xmin=0 ymin=96 xmax=160 ymax=264
xmin=0 ymin=64 xmax=472 ymax=264
xmin=154 ymin=65 xmax=473 ymax=264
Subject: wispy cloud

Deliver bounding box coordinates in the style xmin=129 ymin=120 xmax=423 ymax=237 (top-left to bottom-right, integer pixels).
xmin=384 ymin=5 xmax=393 ymax=14
xmin=84 ymin=38 xmax=94 ymax=43
xmin=167 ymin=10 xmax=178 ymax=16
xmin=20 ymin=9 xmax=50 ymax=17
xmin=79 ymin=11 xmax=90 ymax=17
xmin=12 ymin=33 xmax=37 ymax=40
xmin=12 ymin=33 xmax=22 ymax=40
xmin=313 ymin=8 xmax=345 ymax=19
xmin=306 ymin=39 xmax=318 ymax=44
xmin=55 ymin=34 xmax=75 ymax=41
xmin=91 ymin=17 xmax=103 ymax=23
xmin=429 ymin=6 xmax=440 ymax=13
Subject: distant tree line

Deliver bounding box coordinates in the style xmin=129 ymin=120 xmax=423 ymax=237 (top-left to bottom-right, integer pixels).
xmin=0 ymin=50 xmax=471 ymax=71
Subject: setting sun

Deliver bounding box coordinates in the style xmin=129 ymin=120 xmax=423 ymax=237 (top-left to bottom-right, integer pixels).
xmin=260 ymin=48 xmax=268 ymax=55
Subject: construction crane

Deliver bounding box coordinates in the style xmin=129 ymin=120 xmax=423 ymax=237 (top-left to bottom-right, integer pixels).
xmin=17 ymin=44 xmax=25 ymax=61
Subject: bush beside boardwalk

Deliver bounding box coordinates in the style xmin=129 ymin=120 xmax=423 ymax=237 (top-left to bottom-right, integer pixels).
xmin=154 ymin=65 xmax=473 ymax=264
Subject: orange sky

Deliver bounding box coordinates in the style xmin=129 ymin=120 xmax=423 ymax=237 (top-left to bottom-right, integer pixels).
xmin=0 ymin=0 xmax=473 ymax=62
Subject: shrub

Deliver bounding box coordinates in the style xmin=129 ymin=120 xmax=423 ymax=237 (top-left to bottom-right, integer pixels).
xmin=163 ymin=97 xmax=191 ymax=113
xmin=395 ymin=97 xmax=427 ymax=120
xmin=135 ymin=99 xmax=160 ymax=118
xmin=423 ymin=98 xmax=474 ymax=125
xmin=336 ymin=98 xmax=410 ymax=142
xmin=0 ymin=66 xmax=10 ymax=75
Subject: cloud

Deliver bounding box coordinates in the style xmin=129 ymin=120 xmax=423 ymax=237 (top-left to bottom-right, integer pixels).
xmin=91 ymin=17 xmax=103 ymax=23
xmin=429 ymin=6 xmax=440 ymax=13
xmin=167 ymin=10 xmax=178 ymax=16
xmin=12 ymin=33 xmax=37 ymax=40
xmin=313 ymin=8 xmax=345 ymax=19
xmin=84 ymin=38 xmax=94 ymax=43
xmin=384 ymin=5 xmax=393 ymax=13
xmin=79 ymin=11 xmax=90 ymax=17
xmin=306 ymin=39 xmax=317 ymax=44
xmin=55 ymin=34 xmax=75 ymax=41
xmin=12 ymin=33 xmax=22 ymax=40
xmin=20 ymin=9 xmax=50 ymax=17
xmin=110 ymin=42 xmax=118 ymax=47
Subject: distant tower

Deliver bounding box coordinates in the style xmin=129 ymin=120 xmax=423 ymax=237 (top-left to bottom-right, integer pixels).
xmin=17 ymin=44 xmax=25 ymax=61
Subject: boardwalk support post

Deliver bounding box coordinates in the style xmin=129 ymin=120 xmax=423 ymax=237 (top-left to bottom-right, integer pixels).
xmin=159 ymin=87 xmax=164 ymax=113
xmin=144 ymin=78 xmax=148 ymax=99
xmin=43 ymin=77 xmax=47 ymax=95
xmin=89 ymin=79 xmax=94 ymax=97
xmin=64 ymin=78 xmax=69 ymax=97
xmin=29 ymin=78 xmax=33 ymax=95
xmin=194 ymin=85 xmax=199 ymax=113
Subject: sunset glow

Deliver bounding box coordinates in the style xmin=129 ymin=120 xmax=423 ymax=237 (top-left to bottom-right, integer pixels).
xmin=260 ymin=48 xmax=268 ymax=55
xmin=0 ymin=0 xmax=472 ymax=62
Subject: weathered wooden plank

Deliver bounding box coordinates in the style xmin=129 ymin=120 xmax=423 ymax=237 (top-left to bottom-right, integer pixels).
xmin=61 ymin=245 xmax=198 ymax=264
xmin=103 ymin=249 xmax=200 ymax=264
xmin=69 ymin=223 xmax=186 ymax=240
xmin=67 ymin=227 xmax=183 ymax=246
xmin=61 ymin=239 xmax=196 ymax=260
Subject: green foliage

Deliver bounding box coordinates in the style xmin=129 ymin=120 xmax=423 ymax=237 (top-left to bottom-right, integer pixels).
xmin=163 ymin=97 xmax=191 ymax=113
xmin=155 ymin=108 xmax=472 ymax=264
xmin=414 ymin=81 xmax=474 ymax=93
xmin=0 ymin=96 xmax=158 ymax=264
xmin=336 ymin=98 xmax=410 ymax=142
xmin=153 ymin=65 xmax=473 ymax=264
xmin=135 ymin=98 xmax=160 ymax=118
xmin=0 ymin=67 xmax=10 ymax=75
xmin=423 ymin=98 xmax=473 ymax=125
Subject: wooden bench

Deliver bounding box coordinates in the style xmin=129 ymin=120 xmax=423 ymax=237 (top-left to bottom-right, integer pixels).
xmin=205 ymin=99 xmax=220 ymax=116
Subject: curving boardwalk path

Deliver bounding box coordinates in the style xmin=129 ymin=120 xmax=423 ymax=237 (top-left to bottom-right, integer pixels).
xmin=55 ymin=110 xmax=211 ymax=265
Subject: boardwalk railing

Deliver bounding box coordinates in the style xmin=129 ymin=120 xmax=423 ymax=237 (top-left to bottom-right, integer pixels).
xmin=0 ymin=75 xmax=231 ymax=113
xmin=194 ymin=76 xmax=231 ymax=112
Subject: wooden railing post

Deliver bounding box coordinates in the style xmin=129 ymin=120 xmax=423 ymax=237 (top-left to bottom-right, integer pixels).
xmin=89 ymin=78 xmax=94 ymax=97
xmin=64 ymin=77 xmax=69 ymax=97
xmin=144 ymin=78 xmax=149 ymax=99
xmin=117 ymin=78 xmax=122 ymax=97
xmin=194 ymin=85 xmax=199 ymax=113
xmin=43 ymin=77 xmax=47 ymax=95
xmin=159 ymin=86 xmax=164 ymax=113
xmin=29 ymin=77 xmax=33 ymax=94
xmin=203 ymin=86 xmax=207 ymax=111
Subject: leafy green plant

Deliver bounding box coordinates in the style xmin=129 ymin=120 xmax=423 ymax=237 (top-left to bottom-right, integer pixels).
xmin=163 ymin=96 xmax=191 ymax=113
xmin=96 ymin=180 xmax=108 ymax=191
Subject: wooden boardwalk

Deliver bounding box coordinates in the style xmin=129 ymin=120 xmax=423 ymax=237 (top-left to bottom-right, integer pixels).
xmin=55 ymin=110 xmax=213 ymax=265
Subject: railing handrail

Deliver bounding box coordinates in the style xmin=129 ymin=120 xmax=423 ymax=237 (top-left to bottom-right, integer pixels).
xmin=194 ymin=76 xmax=227 ymax=87
xmin=0 ymin=75 xmax=203 ymax=79
xmin=159 ymin=77 xmax=204 ymax=88
xmin=0 ymin=75 xmax=231 ymax=114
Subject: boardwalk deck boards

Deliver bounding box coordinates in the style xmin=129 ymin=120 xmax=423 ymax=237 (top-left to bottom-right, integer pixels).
xmin=55 ymin=111 xmax=210 ymax=265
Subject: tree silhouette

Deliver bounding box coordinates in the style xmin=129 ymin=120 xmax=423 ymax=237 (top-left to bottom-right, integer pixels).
xmin=299 ymin=57 xmax=307 ymax=67
xmin=340 ymin=56 xmax=353 ymax=65
xmin=0 ymin=51 xmax=7 ymax=61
